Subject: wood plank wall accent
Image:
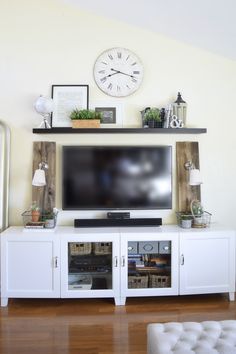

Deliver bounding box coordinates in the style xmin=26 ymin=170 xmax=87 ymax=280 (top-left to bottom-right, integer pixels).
xmin=176 ymin=142 xmax=201 ymax=213
xmin=32 ymin=142 xmax=56 ymax=213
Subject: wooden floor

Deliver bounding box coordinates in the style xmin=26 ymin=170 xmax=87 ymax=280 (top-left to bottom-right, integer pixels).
xmin=0 ymin=294 xmax=236 ymax=354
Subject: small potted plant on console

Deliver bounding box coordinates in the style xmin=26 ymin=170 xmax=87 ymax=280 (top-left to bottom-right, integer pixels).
xmin=42 ymin=208 xmax=58 ymax=229
xmin=69 ymin=109 xmax=102 ymax=128
xmin=30 ymin=201 xmax=40 ymax=222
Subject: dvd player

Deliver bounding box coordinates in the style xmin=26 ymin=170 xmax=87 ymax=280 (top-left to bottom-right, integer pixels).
xmin=74 ymin=218 xmax=162 ymax=228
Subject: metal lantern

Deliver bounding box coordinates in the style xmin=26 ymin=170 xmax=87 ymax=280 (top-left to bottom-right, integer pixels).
xmin=172 ymin=92 xmax=187 ymax=126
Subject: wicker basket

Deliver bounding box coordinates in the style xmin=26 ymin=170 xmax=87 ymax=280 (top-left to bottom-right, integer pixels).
xmin=93 ymin=242 xmax=112 ymax=255
xmin=149 ymin=274 xmax=171 ymax=288
xmin=128 ymin=275 xmax=148 ymax=289
xmin=69 ymin=243 xmax=92 ymax=255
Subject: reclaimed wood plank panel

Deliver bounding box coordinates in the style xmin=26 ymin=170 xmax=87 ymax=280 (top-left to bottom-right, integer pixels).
xmin=32 ymin=142 xmax=56 ymax=213
xmin=176 ymin=141 xmax=201 ymax=212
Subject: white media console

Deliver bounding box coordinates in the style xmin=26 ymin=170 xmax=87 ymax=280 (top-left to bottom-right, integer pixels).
xmin=1 ymin=225 xmax=235 ymax=307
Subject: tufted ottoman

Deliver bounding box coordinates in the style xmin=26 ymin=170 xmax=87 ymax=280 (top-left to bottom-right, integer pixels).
xmin=147 ymin=321 xmax=236 ymax=354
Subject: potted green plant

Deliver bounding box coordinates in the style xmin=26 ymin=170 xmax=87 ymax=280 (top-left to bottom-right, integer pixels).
xmin=191 ymin=200 xmax=204 ymax=226
xmin=180 ymin=214 xmax=193 ymax=229
xmin=143 ymin=108 xmax=163 ymax=128
xmin=30 ymin=201 xmax=40 ymax=222
xmin=42 ymin=210 xmax=55 ymax=229
xmin=69 ymin=109 xmax=102 ymax=128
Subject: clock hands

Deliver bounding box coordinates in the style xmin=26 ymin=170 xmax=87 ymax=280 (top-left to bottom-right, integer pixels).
xmin=101 ymin=68 xmax=137 ymax=80
xmin=100 ymin=67 xmax=138 ymax=86
xmin=106 ymin=72 xmax=120 ymax=78
xmin=111 ymin=68 xmax=136 ymax=79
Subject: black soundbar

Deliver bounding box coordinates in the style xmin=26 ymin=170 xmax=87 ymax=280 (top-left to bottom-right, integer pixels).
xmin=74 ymin=218 xmax=162 ymax=228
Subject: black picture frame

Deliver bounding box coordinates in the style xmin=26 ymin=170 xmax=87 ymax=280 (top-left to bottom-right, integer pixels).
xmin=51 ymin=85 xmax=89 ymax=127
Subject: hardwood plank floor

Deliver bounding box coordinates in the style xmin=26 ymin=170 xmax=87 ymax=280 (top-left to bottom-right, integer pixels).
xmin=0 ymin=294 xmax=235 ymax=354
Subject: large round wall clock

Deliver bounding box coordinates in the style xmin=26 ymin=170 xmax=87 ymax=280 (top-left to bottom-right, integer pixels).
xmin=93 ymin=47 xmax=144 ymax=97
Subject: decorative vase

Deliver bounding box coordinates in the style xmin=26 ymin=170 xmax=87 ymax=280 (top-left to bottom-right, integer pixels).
xmin=32 ymin=210 xmax=40 ymax=222
xmin=72 ymin=120 xmax=100 ymax=128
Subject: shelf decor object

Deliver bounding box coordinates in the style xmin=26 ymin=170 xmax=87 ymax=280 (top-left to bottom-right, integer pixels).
xmin=69 ymin=109 xmax=101 ymax=128
xmin=172 ymin=92 xmax=187 ymax=126
xmin=34 ymin=95 xmax=54 ymax=129
xmin=90 ymin=101 xmax=124 ymax=128
xmin=51 ymin=85 xmax=89 ymax=128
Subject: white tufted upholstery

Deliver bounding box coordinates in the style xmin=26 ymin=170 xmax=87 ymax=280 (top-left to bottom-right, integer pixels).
xmin=147 ymin=321 xmax=236 ymax=354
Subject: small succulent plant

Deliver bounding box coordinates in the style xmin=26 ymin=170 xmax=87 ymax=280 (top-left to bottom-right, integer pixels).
xmin=30 ymin=201 xmax=40 ymax=212
xmin=69 ymin=109 xmax=102 ymax=120
xmin=143 ymin=108 xmax=161 ymax=123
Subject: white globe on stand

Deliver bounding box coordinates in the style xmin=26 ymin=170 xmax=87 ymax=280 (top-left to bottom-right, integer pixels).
xmin=34 ymin=95 xmax=54 ymax=128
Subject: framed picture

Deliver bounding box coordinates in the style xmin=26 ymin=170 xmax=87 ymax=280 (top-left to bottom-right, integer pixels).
xmin=51 ymin=85 xmax=89 ymax=127
xmin=90 ymin=101 xmax=124 ymax=128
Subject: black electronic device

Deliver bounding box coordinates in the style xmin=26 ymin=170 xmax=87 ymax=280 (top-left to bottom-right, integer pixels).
xmin=62 ymin=146 xmax=172 ymax=210
xmin=107 ymin=212 xmax=130 ymax=219
xmin=74 ymin=218 xmax=162 ymax=228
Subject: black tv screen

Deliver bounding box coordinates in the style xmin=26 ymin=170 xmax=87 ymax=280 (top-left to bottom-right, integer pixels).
xmin=62 ymin=146 xmax=172 ymax=210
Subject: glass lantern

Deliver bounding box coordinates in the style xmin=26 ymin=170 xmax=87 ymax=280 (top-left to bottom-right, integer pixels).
xmin=172 ymin=92 xmax=187 ymax=126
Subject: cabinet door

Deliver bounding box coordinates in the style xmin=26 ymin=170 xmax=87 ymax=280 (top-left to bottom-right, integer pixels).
xmin=60 ymin=231 xmax=120 ymax=301
xmin=1 ymin=234 xmax=60 ymax=298
xmin=120 ymin=230 xmax=179 ymax=298
xmin=179 ymin=230 xmax=235 ymax=295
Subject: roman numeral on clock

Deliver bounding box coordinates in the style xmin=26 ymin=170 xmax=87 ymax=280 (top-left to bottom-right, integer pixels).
xmin=108 ymin=83 xmax=113 ymax=90
xmin=101 ymin=77 xmax=107 ymax=83
xmin=108 ymin=54 xmax=113 ymax=60
xmin=133 ymin=71 xmax=140 ymax=74
xmin=98 ymin=70 xmax=105 ymax=74
xmin=132 ymin=77 xmax=137 ymax=83
xmin=117 ymin=52 xmax=122 ymax=59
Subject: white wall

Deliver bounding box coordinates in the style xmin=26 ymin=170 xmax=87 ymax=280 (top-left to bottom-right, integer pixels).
xmin=1 ymin=0 xmax=236 ymax=227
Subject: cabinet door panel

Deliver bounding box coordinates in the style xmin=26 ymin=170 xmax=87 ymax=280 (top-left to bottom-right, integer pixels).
xmin=8 ymin=241 xmax=53 ymax=291
xmin=60 ymin=233 xmax=120 ymax=299
xmin=180 ymin=232 xmax=235 ymax=295
xmin=120 ymin=232 xmax=179 ymax=297
xmin=2 ymin=238 xmax=60 ymax=298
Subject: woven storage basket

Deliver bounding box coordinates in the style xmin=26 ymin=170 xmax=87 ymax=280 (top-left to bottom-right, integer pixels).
xmin=93 ymin=242 xmax=112 ymax=255
xmin=128 ymin=275 xmax=148 ymax=289
xmin=69 ymin=243 xmax=92 ymax=255
xmin=149 ymin=274 xmax=171 ymax=288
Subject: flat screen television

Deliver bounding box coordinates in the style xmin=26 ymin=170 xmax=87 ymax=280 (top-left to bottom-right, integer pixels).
xmin=62 ymin=146 xmax=172 ymax=210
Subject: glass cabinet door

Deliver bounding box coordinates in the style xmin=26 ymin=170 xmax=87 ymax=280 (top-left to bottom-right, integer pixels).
xmin=127 ymin=240 xmax=171 ymax=290
xmin=68 ymin=242 xmax=113 ymax=291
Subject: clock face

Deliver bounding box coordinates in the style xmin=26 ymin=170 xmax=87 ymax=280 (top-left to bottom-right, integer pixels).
xmin=93 ymin=47 xmax=143 ymax=97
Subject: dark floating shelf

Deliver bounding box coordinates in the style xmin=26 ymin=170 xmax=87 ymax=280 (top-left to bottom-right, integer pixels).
xmin=32 ymin=127 xmax=207 ymax=134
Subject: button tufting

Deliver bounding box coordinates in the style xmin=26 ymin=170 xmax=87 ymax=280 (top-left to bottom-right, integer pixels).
xmin=148 ymin=321 xmax=236 ymax=354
